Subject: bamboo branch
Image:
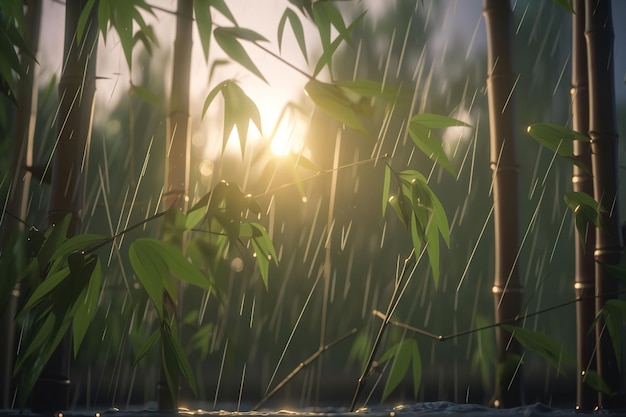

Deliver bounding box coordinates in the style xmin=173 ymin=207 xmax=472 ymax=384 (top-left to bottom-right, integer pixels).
xmin=251 ymin=328 xmax=357 ymax=411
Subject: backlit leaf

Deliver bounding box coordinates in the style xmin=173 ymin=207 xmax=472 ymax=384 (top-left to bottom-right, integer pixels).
xmin=161 ymin=323 xmax=198 ymax=397
xmin=129 ymin=240 xmax=166 ymax=319
xmin=382 ymin=164 xmax=391 ymax=216
xmin=379 ymin=339 xmax=420 ymax=401
xmin=214 ymin=27 xmax=267 ymax=83
xmin=305 ymin=80 xmax=367 ymax=134
xmin=278 ymin=8 xmax=308 ymax=63
xmin=193 ymin=0 xmax=212 ymax=61
xmin=564 ymin=191 xmax=606 ymax=244
xmin=408 ymin=118 xmax=455 ymax=175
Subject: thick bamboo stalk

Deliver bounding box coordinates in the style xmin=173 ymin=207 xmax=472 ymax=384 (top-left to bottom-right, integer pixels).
xmin=483 ymin=0 xmax=524 ymax=407
xmin=584 ymin=0 xmax=623 ymax=408
xmin=34 ymin=1 xmax=98 ymax=411
xmin=570 ymin=0 xmax=596 ymax=410
xmin=0 ymin=0 xmax=41 ymax=408
xmin=158 ymin=0 xmax=193 ymax=410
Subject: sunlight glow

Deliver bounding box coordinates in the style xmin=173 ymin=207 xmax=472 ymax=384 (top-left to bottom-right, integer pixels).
xmin=269 ymin=111 xmax=307 ymax=156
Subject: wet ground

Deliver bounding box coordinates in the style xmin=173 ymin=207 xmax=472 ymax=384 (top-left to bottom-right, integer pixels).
xmin=1 ymin=402 xmax=621 ymax=417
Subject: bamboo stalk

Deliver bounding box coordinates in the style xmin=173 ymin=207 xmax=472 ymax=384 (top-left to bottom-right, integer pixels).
xmin=158 ymin=0 xmax=193 ymax=409
xmin=483 ymin=0 xmax=524 ymax=407
xmin=584 ymin=0 xmax=623 ymax=408
xmin=571 ymin=0 xmax=596 ymax=410
xmin=0 ymin=0 xmax=42 ymax=409
xmin=34 ymin=0 xmax=98 ymax=411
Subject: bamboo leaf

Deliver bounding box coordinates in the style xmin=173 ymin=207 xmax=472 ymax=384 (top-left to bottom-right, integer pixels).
xmin=51 ymin=234 xmax=107 ymax=261
xmin=76 ymin=0 xmax=97 ymax=41
xmin=162 ymin=323 xmax=198 ymax=396
xmin=201 ymin=81 xmax=226 ymax=118
xmin=564 ymin=191 xmax=606 ymax=244
xmin=161 ymin=324 xmax=180 ymax=405
xmin=582 ymin=369 xmax=614 ymax=396
xmin=133 ymin=328 xmax=159 ymax=364
xmin=599 ymin=300 xmax=626 ymax=371
xmin=208 ymin=0 xmax=237 ymax=25
xmin=379 ymin=339 xmax=415 ymax=401
xmin=193 ymin=0 xmax=212 ymax=61
xmin=527 ymin=123 xmax=590 ymax=171
xmin=214 ymin=27 xmax=267 ymax=83
xmin=408 ymin=118 xmax=455 ymax=176
xmin=503 ymin=325 xmax=575 ymax=375
xmin=410 ymin=339 xmax=422 ymax=398
xmin=129 ymin=240 xmax=166 ymax=319
xmin=72 ymin=257 xmax=101 ymax=357
xmin=305 ymin=80 xmax=367 ymax=134
xmin=249 ymin=223 xmax=278 ymax=290
xmin=20 ymin=267 xmax=70 ymax=314
xmin=222 ymin=80 xmax=263 ymax=155
xmin=411 ymin=113 xmax=471 ymax=129
xmin=277 ymin=8 xmax=308 ymax=63
xmin=217 ymin=26 xmax=268 ymax=43
xmin=552 ymin=0 xmax=574 ymax=13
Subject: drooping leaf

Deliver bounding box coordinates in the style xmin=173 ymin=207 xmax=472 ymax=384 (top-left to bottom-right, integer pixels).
xmin=277 ymin=8 xmax=308 ymax=63
xmin=601 ymin=263 xmax=626 ymax=286
xmin=202 ymin=81 xmax=262 ymax=155
xmin=76 ymin=0 xmax=97 ymax=41
xmin=411 ymin=113 xmax=471 ymax=129
xmin=503 ymin=325 xmax=575 ymax=375
xmin=214 ymin=27 xmax=267 ymax=83
xmin=598 ymin=300 xmax=626 ymax=371
xmin=240 ymin=223 xmax=278 ymax=289
xmin=161 ymin=322 xmax=198 ymax=398
xmin=129 ymin=240 xmax=166 ymax=318
xmin=305 ymin=80 xmax=367 ymax=134
xmin=379 ymin=339 xmax=421 ymax=401
xmin=409 ymin=116 xmax=459 ymax=176
xmin=19 ymin=267 xmax=71 ymax=314
xmin=208 ymin=0 xmax=237 ymax=25
xmin=527 ymin=123 xmax=590 ymax=171
xmin=193 ymin=0 xmax=212 ymax=61
xmin=133 ymin=328 xmax=160 ymax=364
xmin=582 ymin=369 xmax=614 ymax=396
xmin=564 ymin=191 xmax=606 ymax=244
xmin=72 ymin=257 xmax=102 ymax=356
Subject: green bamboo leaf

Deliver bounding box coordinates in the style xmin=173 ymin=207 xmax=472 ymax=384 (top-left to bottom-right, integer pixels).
xmin=410 ymin=214 xmax=423 ymax=258
xmin=73 ymin=257 xmax=101 ymax=357
xmin=209 ymin=0 xmax=237 ymax=25
xmin=161 ymin=324 xmax=180 ymax=405
xmin=312 ymin=11 xmax=365 ymax=77
xmin=601 ymin=263 xmax=626 ymax=286
xmin=20 ymin=267 xmax=70 ymax=314
xmin=217 ymin=26 xmax=268 ymax=43
xmin=379 ymin=339 xmax=413 ymax=401
xmin=222 ymin=81 xmax=263 ymax=155
xmin=249 ymin=223 xmax=278 ymax=290
xmin=564 ymin=191 xmax=606 ymax=244
xmin=277 ymin=8 xmax=308 ymax=63
xmin=162 ymin=323 xmax=198 ymax=397
xmin=97 ymin=0 xmax=111 ymax=42
xmin=411 ymin=113 xmax=471 ymax=129
xmin=552 ymin=0 xmax=574 ymax=13
xmin=201 ymin=81 xmax=226 ymax=118
xmin=527 ymin=123 xmax=590 ymax=171
xmin=214 ymin=27 xmax=267 ymax=83
xmin=425 ymin=216 xmax=441 ymax=288
xmin=305 ymin=80 xmax=367 ymax=134
xmin=503 ymin=325 xmax=575 ymax=375
xmin=599 ymin=300 xmax=626 ymax=371
xmin=76 ymin=0 xmax=97 ymax=41
xmin=582 ymin=369 xmax=614 ymax=396
xmin=382 ymin=164 xmax=391 ymax=216
xmin=129 ymin=240 xmax=166 ymax=319
xmin=133 ymin=328 xmax=159 ymax=364
xmin=193 ymin=0 xmax=212 ymax=61
xmin=38 ymin=214 xmax=72 ymax=267
xmin=51 ymin=233 xmax=107 ymax=261
xmin=408 ymin=119 xmax=455 ymax=176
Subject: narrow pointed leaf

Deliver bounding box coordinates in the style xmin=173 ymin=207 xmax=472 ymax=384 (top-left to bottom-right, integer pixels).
xmin=408 ymin=120 xmax=455 ymax=175
xmin=214 ymin=28 xmax=267 ymax=83
xmin=380 ymin=339 xmax=413 ymax=401
xmin=208 ymin=0 xmax=237 ymax=25
xmin=193 ymin=0 xmax=212 ymax=61
xmin=277 ymin=8 xmax=308 ymax=62
xmin=503 ymin=325 xmax=575 ymax=375
xmin=527 ymin=123 xmax=590 ymax=171
xmin=305 ymin=80 xmax=367 ymax=134
xmin=129 ymin=240 xmax=166 ymax=319
xmin=73 ymin=258 xmax=102 ymax=356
